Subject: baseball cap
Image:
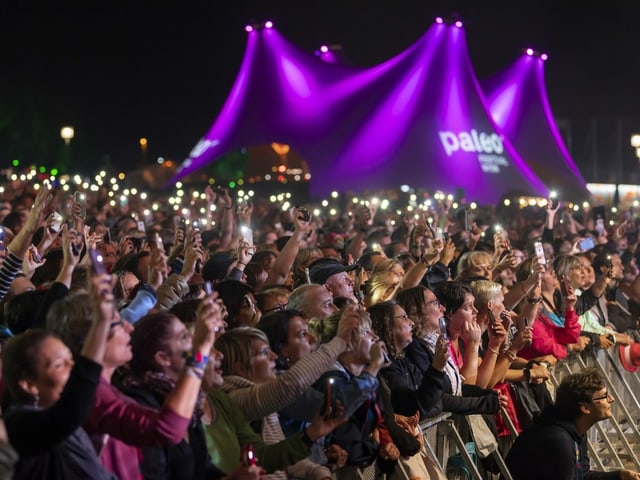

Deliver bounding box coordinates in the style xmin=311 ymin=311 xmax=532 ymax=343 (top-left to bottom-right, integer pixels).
xmin=308 ymin=258 xmax=357 ymax=285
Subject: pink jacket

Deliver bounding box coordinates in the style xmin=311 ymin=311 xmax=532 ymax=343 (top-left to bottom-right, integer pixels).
xmin=518 ymin=309 xmax=581 ymax=360
xmin=84 ymin=378 xmax=190 ymax=480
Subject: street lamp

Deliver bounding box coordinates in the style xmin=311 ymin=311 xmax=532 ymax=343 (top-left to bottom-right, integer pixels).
xmin=139 ymin=137 xmax=148 ymax=166
xmin=631 ymin=134 xmax=640 ymax=160
xmin=60 ymin=126 xmax=75 ymax=173
xmin=60 ymin=126 xmax=74 ymax=145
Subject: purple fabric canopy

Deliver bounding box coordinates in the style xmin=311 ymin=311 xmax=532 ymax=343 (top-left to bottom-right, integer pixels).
xmin=482 ymin=54 xmax=590 ymax=201
xmin=173 ymin=22 xmax=552 ymax=203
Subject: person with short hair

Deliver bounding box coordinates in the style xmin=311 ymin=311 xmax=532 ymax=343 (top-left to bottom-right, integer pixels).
xmin=505 ymin=368 xmax=640 ymax=480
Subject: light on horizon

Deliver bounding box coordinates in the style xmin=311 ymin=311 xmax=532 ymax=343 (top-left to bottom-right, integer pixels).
xmin=60 ymin=126 xmax=74 ymax=145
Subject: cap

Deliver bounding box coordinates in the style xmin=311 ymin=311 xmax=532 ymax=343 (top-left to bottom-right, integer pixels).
xmin=202 ymin=252 xmax=235 ymax=282
xmin=619 ymin=343 xmax=640 ymax=373
xmin=308 ymin=258 xmax=357 ymax=285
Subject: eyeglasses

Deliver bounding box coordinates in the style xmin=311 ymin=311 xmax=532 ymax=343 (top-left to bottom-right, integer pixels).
xmin=109 ymin=319 xmax=125 ymax=330
xmin=241 ymin=295 xmax=257 ymax=312
xmin=394 ymin=313 xmax=410 ymax=320
xmin=590 ymin=391 xmax=612 ymax=402
xmin=262 ymin=303 xmax=287 ymax=314
xmin=426 ymin=299 xmax=441 ymax=308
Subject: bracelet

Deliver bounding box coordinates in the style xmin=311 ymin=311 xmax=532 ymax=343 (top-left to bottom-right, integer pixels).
xmin=224 ymin=206 xmax=233 ymax=210
xmin=527 ymin=297 xmax=543 ymax=304
xmin=183 ymin=351 xmax=209 ymax=370
xmin=488 ymin=346 xmax=500 ymax=355
xmin=502 ymin=349 xmax=517 ymax=362
xmin=184 ymin=366 xmax=204 ymax=380
xmin=420 ymin=256 xmax=431 ymax=268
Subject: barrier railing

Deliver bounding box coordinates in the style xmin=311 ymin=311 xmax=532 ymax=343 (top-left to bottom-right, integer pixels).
xmin=412 ymin=345 xmax=640 ymax=479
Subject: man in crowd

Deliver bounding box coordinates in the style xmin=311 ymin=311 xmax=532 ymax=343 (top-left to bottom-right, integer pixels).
xmin=506 ymin=368 xmax=640 ymax=480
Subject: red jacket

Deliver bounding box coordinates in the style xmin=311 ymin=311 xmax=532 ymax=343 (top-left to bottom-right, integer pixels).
xmin=518 ymin=309 xmax=581 ymax=360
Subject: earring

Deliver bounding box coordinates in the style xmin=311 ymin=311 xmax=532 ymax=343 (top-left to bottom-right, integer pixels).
xmin=285 ymin=357 xmax=291 ymax=367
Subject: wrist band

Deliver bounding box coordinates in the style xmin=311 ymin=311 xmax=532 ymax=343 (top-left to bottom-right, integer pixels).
xmin=183 ymin=351 xmax=209 ymax=370
xmin=488 ymin=346 xmax=499 ymax=355
xmin=184 ymin=366 xmax=204 ymax=380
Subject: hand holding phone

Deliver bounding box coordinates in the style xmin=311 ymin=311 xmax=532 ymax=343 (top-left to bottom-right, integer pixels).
xmin=534 ymin=241 xmax=546 ymax=268
xmin=438 ymin=317 xmax=449 ymax=340
xmin=89 ymin=248 xmax=107 ymax=275
xmin=296 ymin=206 xmax=311 ymax=222
xmin=74 ymin=192 xmax=87 ymax=219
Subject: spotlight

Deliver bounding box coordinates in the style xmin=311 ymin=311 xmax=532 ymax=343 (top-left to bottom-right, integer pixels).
xmin=454 ymin=20 xmax=463 ymax=27
xmin=264 ymin=20 xmax=273 ymax=29
xmin=435 ymin=17 xmax=444 ymax=24
xmin=540 ymin=53 xmax=548 ymax=61
xmin=320 ymin=45 xmax=329 ymax=53
xmin=526 ymin=48 xmax=534 ymax=56
xmin=245 ymin=25 xmax=254 ymax=33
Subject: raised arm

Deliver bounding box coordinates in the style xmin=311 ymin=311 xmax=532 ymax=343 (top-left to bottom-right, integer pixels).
xmin=265 ymin=207 xmax=311 ymax=285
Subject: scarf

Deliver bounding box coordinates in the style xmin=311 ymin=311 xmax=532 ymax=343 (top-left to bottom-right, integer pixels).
xmin=124 ymin=371 xmax=205 ymax=427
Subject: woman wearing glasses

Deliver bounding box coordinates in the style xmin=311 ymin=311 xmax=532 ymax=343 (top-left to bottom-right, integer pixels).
xmin=214 ymin=279 xmax=261 ymax=330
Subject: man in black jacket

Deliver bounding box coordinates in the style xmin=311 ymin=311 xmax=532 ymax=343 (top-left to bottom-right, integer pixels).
xmin=505 ymin=368 xmax=640 ymax=480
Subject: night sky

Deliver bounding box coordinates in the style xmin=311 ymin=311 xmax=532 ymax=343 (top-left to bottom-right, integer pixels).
xmin=3 ymin=1 xmax=640 ymax=180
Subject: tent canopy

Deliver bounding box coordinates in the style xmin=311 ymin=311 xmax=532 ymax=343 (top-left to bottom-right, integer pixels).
xmin=482 ymin=55 xmax=590 ymax=201
xmin=172 ymin=22 xmax=582 ymax=203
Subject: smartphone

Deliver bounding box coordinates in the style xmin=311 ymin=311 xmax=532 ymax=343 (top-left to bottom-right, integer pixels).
xmin=240 ymin=443 xmax=257 ymax=467
xmin=74 ymin=191 xmax=87 ymax=219
xmin=438 ymin=317 xmax=449 ymax=340
xmin=0 ymin=226 xmax=5 ymax=243
xmin=240 ymin=225 xmax=253 ymax=246
xmin=578 ymin=237 xmax=595 ymax=251
xmin=325 ymin=377 xmax=334 ymax=413
xmin=180 ymin=217 xmax=188 ymax=234
xmin=534 ymin=241 xmax=546 ymax=267
xmin=89 ymin=248 xmax=107 ymax=275
xmin=559 ymin=274 xmax=571 ymax=297
xmin=381 ymin=348 xmax=391 ymax=364
xmin=297 ymin=206 xmax=311 ymax=222
xmin=549 ymin=191 xmax=559 ymax=209
xmin=487 ymin=309 xmax=497 ymax=328
xmin=203 ymin=281 xmax=212 ymax=295
xmin=435 ymin=227 xmax=444 ymax=241
xmin=48 ymin=212 xmax=64 ymax=233
xmin=30 ymin=249 xmax=42 ymax=264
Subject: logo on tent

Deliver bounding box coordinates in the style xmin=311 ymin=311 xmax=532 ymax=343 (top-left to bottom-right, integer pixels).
xmin=438 ymin=130 xmax=508 ymax=173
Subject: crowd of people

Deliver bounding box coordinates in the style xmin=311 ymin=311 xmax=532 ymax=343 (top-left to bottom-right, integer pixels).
xmin=0 ymin=175 xmax=639 ymax=479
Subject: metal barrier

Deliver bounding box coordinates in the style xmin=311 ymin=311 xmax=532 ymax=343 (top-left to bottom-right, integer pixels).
xmin=331 ymin=345 xmax=640 ymax=479
xmin=549 ymin=347 xmax=640 ymax=472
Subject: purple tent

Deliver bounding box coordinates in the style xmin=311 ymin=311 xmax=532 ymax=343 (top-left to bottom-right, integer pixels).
xmin=482 ymin=54 xmax=590 ymax=201
xmin=173 ymin=22 xmax=549 ymax=203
